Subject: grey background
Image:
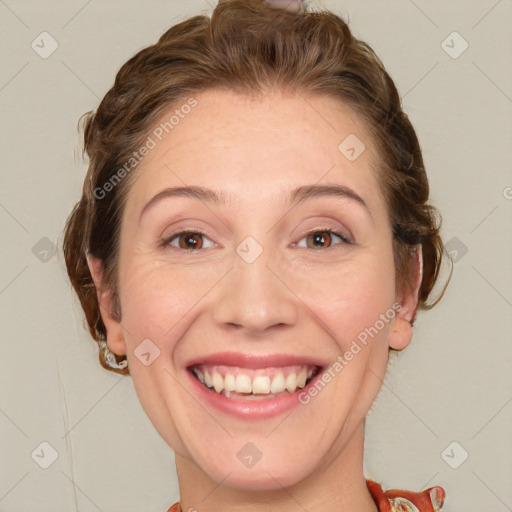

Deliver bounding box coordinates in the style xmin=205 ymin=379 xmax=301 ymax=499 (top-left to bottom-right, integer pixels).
xmin=0 ymin=0 xmax=511 ymax=511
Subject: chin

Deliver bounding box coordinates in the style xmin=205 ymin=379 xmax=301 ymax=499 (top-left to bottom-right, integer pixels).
xmin=195 ymin=447 xmax=315 ymax=492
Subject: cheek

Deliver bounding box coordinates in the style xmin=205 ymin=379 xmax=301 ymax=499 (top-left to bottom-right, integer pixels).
xmin=116 ymin=260 xmax=220 ymax=453
xmin=286 ymin=251 xmax=396 ymax=347
xmin=118 ymin=258 xmax=221 ymax=341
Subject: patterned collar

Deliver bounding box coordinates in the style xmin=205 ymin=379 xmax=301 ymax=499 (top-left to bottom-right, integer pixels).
xmin=166 ymin=479 xmax=446 ymax=512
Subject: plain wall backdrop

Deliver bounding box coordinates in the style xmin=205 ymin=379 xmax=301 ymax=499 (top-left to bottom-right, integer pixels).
xmin=0 ymin=1 xmax=511 ymax=511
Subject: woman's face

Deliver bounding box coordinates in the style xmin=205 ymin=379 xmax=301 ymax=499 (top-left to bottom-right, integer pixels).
xmin=89 ymin=89 xmax=417 ymax=490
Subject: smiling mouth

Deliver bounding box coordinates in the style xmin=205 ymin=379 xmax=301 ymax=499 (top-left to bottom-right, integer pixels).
xmin=190 ymin=364 xmax=322 ymax=400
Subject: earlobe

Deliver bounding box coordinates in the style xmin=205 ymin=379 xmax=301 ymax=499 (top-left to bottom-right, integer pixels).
xmin=388 ymin=316 xmax=413 ymax=351
xmin=85 ymin=252 xmax=127 ymax=356
xmin=388 ymin=245 xmax=423 ymax=351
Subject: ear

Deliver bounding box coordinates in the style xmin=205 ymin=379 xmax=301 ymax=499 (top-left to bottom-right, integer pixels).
xmin=388 ymin=245 xmax=423 ymax=351
xmin=86 ymin=252 xmax=127 ymax=357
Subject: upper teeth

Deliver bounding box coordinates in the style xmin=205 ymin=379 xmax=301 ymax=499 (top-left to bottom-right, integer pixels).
xmin=192 ymin=365 xmax=316 ymax=395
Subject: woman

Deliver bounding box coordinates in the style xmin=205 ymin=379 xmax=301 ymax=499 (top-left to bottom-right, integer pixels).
xmin=62 ymin=0 xmax=451 ymax=510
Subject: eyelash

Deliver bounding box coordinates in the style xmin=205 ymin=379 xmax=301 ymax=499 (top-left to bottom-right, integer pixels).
xmin=159 ymin=228 xmax=352 ymax=251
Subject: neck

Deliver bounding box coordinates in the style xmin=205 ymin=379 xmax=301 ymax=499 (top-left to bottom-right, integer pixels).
xmin=174 ymin=423 xmax=378 ymax=512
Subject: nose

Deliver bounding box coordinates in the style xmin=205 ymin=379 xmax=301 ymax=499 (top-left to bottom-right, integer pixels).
xmin=212 ymin=248 xmax=298 ymax=336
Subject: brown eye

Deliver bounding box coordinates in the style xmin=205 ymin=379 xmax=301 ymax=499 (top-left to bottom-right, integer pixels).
xmin=178 ymin=232 xmax=203 ymax=250
xmin=162 ymin=231 xmax=214 ymax=251
xmin=296 ymin=230 xmax=351 ymax=249
xmin=306 ymin=231 xmax=333 ymax=249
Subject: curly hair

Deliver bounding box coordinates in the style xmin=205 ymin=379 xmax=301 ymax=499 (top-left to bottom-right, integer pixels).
xmin=61 ymin=0 xmax=451 ymax=375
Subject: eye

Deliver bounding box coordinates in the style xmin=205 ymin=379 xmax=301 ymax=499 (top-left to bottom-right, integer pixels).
xmin=295 ymin=229 xmax=351 ymax=249
xmin=160 ymin=229 xmax=350 ymax=251
xmin=161 ymin=231 xmax=215 ymax=251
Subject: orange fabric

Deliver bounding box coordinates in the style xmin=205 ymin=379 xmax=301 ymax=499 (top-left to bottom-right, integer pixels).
xmin=166 ymin=478 xmax=446 ymax=511
xmin=366 ymin=479 xmax=446 ymax=511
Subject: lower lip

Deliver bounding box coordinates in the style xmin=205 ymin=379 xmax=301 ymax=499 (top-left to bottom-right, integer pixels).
xmin=186 ymin=368 xmax=322 ymax=420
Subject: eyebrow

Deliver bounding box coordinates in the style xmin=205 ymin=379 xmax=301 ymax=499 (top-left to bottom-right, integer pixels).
xmin=138 ymin=184 xmax=371 ymax=223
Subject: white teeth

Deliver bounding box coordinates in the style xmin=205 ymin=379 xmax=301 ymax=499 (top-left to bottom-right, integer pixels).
xmin=234 ymin=374 xmax=252 ymax=393
xmin=193 ymin=365 xmax=317 ymax=397
xmin=224 ymin=373 xmax=236 ymax=392
xmin=297 ymin=367 xmax=307 ymax=388
xmin=212 ymin=371 xmax=224 ymax=393
xmin=285 ymin=373 xmax=297 ymax=393
xmin=252 ymin=375 xmax=271 ymax=394
xmin=270 ymin=372 xmax=286 ymax=393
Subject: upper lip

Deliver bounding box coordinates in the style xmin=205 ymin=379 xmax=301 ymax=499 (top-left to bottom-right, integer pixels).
xmin=186 ymin=351 xmax=328 ymax=370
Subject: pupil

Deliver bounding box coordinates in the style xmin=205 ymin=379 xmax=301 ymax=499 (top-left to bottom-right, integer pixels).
xmin=182 ymin=233 xmax=201 ymax=249
xmin=311 ymin=232 xmax=330 ymax=248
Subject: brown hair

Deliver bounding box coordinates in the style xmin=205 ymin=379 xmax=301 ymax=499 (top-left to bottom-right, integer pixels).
xmin=61 ymin=0 xmax=451 ymax=375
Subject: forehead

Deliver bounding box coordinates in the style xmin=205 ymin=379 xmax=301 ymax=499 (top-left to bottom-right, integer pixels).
xmin=125 ymin=88 xmax=384 ymax=214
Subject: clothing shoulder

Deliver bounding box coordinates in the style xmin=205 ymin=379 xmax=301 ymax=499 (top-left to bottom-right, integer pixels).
xmin=367 ymin=479 xmax=446 ymax=512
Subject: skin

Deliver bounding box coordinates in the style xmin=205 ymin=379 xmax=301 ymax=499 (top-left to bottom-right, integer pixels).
xmin=87 ymin=88 xmax=422 ymax=512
